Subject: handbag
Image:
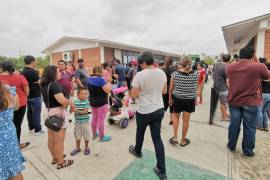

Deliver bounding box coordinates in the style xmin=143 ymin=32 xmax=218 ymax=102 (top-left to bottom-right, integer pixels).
xmin=44 ymin=83 xmax=64 ymax=132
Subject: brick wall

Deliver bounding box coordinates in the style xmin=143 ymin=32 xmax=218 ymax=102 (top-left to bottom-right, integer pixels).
xmin=104 ymin=47 xmax=114 ymax=63
xmin=81 ymin=47 xmax=101 ymax=73
xmin=264 ymin=29 xmax=270 ymax=60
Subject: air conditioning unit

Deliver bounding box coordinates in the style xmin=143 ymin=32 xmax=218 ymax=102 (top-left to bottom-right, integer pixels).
xmin=63 ymin=51 xmax=73 ymax=62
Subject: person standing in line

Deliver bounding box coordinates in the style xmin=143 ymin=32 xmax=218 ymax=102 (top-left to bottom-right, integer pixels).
xmin=70 ymin=87 xmax=91 ymax=156
xmin=226 ymin=46 xmax=270 ymax=158
xmin=168 ymin=57 xmax=198 ymax=147
xmin=163 ymin=57 xmax=175 ymax=125
xmin=41 ymin=65 xmax=74 ymax=169
xmin=88 ymin=66 xmax=112 ymax=142
xmin=58 ymin=60 xmax=73 ymax=98
xmin=115 ymin=59 xmax=127 ymax=88
xmin=0 ymin=82 xmax=25 ymax=180
xmin=213 ymin=54 xmax=231 ymax=121
xmin=74 ymin=58 xmax=88 ymax=88
xmin=197 ymin=62 xmax=206 ymax=104
xmin=129 ymin=51 xmax=167 ymax=180
xmin=0 ymin=61 xmax=30 ymax=149
xmin=257 ymin=58 xmax=270 ymax=132
xmin=21 ymin=55 xmax=44 ymax=134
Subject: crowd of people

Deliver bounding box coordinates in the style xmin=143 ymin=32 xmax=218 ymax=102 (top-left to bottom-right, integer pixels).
xmin=1 ymin=45 xmax=268 ymax=180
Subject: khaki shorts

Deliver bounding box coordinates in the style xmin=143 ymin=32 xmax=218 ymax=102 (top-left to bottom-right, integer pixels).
xmin=74 ymin=122 xmax=90 ymax=141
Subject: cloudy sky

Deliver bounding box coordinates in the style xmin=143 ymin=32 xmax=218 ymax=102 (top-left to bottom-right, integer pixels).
xmin=0 ymin=0 xmax=270 ymax=57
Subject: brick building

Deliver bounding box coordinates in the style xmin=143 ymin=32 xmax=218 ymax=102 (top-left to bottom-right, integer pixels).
xmin=222 ymin=13 xmax=270 ymax=60
xmin=42 ymin=36 xmax=181 ymax=72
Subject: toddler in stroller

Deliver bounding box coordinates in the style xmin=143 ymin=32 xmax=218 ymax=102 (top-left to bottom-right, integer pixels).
xmin=108 ymin=87 xmax=135 ymax=128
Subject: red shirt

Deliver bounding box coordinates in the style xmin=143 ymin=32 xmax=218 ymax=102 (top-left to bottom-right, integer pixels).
xmin=226 ymin=60 xmax=270 ymax=106
xmin=0 ymin=74 xmax=28 ymax=107
xmin=198 ymin=68 xmax=206 ymax=84
xmin=57 ymin=71 xmax=73 ymax=95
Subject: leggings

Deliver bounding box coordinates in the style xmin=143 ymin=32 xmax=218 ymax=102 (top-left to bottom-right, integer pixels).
xmin=91 ymin=104 xmax=108 ymax=138
xmin=13 ymin=106 xmax=27 ymax=143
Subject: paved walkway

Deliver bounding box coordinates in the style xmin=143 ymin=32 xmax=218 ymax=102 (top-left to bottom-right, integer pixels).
xmin=20 ymin=81 xmax=270 ymax=180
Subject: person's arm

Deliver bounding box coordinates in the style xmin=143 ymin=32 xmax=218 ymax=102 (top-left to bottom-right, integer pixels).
xmin=23 ymin=85 xmax=29 ymax=97
xmin=169 ymin=77 xmax=174 ymax=106
xmin=21 ymin=76 xmax=30 ymax=96
xmin=162 ymin=83 xmax=167 ymax=95
xmin=75 ymin=77 xmax=84 ymax=88
xmin=131 ymin=73 xmax=140 ymax=99
xmin=54 ymin=93 xmax=74 ymax=108
xmin=102 ymin=82 xmax=111 ymax=94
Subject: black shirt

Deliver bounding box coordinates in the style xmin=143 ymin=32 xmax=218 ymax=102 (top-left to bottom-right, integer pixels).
xmin=41 ymin=82 xmax=67 ymax=108
xmin=262 ymin=64 xmax=270 ymax=94
xmin=22 ymin=67 xmax=41 ymax=98
xmin=87 ymin=76 xmax=108 ymax=107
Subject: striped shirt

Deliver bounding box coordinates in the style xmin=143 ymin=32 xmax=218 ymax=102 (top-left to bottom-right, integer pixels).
xmin=73 ymin=99 xmax=91 ymax=123
xmin=172 ymin=71 xmax=198 ymax=99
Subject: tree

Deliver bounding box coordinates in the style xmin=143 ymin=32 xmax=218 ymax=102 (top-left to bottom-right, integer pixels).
xmin=203 ymin=56 xmax=215 ymax=65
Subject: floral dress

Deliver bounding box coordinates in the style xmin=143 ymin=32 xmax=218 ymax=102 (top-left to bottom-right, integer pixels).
xmin=0 ymin=108 xmax=25 ymax=180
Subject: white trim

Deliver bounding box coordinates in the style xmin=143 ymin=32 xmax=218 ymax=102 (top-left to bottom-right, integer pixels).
xmin=79 ymin=49 xmax=82 ymax=58
xmin=256 ymin=30 xmax=265 ymax=58
xmin=100 ymin=46 xmax=105 ymax=64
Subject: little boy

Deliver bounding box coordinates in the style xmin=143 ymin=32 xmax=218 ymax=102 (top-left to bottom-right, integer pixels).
xmin=70 ymin=87 xmax=91 ymax=156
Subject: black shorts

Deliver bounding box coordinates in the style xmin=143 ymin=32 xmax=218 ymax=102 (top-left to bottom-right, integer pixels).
xmin=163 ymin=94 xmax=173 ymax=113
xmin=173 ymin=96 xmax=196 ymax=113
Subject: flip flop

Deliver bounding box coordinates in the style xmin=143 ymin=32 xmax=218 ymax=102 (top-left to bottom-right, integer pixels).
xmin=99 ymin=135 xmax=112 ymax=142
xmin=70 ymin=149 xmax=81 ymax=156
xmin=20 ymin=142 xmax=30 ymax=149
xmin=180 ymin=138 xmax=190 ymax=147
xmin=84 ymin=148 xmax=91 ymax=155
xmin=169 ymin=137 xmax=178 ymax=145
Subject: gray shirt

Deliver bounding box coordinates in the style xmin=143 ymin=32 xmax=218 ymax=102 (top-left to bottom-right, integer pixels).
xmin=132 ymin=68 xmax=167 ymax=114
xmin=213 ymin=63 xmax=227 ymax=92
xmin=75 ymin=68 xmax=88 ymax=87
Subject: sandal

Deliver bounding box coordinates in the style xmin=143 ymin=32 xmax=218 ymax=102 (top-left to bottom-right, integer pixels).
xmin=169 ymin=137 xmax=178 ymax=145
xmin=20 ymin=142 xmax=30 ymax=149
xmin=57 ymin=160 xmax=74 ymax=170
xmin=180 ymin=138 xmax=190 ymax=147
xmin=52 ymin=154 xmax=66 ymax=165
xmin=99 ymin=135 xmax=112 ymax=142
xmin=70 ymin=149 xmax=81 ymax=156
xmin=84 ymin=148 xmax=91 ymax=155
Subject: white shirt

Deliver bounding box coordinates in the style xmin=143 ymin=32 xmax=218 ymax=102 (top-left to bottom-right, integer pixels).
xmin=132 ymin=68 xmax=167 ymax=114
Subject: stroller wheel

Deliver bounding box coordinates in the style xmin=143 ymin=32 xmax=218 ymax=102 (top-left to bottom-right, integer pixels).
xmin=119 ymin=118 xmax=129 ymax=129
xmin=108 ymin=118 xmax=115 ymax=125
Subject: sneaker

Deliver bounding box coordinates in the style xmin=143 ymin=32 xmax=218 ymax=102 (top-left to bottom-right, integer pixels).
xmin=242 ymin=152 xmax=255 ymax=159
xmin=154 ymin=167 xmax=167 ymax=180
xmin=128 ymin=145 xmax=142 ymax=158
xmin=92 ymin=132 xmax=99 ymax=140
xmin=99 ymin=135 xmax=112 ymax=142
xmin=227 ymin=144 xmax=235 ymax=153
xmin=34 ymin=130 xmax=46 ymax=135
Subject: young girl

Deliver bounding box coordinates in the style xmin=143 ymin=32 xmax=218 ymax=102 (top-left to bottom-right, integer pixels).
xmin=87 ymin=66 xmax=112 ymax=142
xmin=70 ymin=87 xmax=91 ymax=156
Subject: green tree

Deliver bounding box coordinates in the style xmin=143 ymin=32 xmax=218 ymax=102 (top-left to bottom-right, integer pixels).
xmin=203 ymin=56 xmax=215 ymax=65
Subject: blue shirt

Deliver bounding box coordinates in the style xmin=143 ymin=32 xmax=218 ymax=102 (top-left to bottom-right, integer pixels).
xmin=115 ymin=64 xmax=126 ymax=82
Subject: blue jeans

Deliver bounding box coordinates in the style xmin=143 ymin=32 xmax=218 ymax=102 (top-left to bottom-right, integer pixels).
xmin=135 ymin=108 xmax=166 ymax=173
xmin=257 ymin=93 xmax=270 ymax=129
xmin=27 ymin=97 xmax=42 ymax=132
xmin=228 ymin=105 xmax=259 ymax=156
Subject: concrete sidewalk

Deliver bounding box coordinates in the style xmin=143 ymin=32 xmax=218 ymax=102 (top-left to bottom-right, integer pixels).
xmin=20 ymin=81 xmax=270 ymax=180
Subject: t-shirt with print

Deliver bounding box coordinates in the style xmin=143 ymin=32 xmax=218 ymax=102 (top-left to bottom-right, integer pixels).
xmin=75 ymin=68 xmax=88 ymax=87
xmin=132 ymin=68 xmax=167 ymax=114
xmin=58 ymin=71 xmax=73 ymax=96
xmin=226 ymin=60 xmax=270 ymax=106
xmin=73 ymin=99 xmax=91 ymax=123
xmin=41 ymin=82 xmax=67 ymax=108
xmin=172 ymin=71 xmax=198 ymax=100
xmin=0 ymin=74 xmax=28 ymax=107
xmin=22 ymin=67 xmax=41 ymax=98
xmin=213 ymin=62 xmax=227 ymax=92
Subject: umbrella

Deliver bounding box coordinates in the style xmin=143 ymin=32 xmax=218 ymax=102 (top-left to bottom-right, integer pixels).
xmin=209 ymin=87 xmax=219 ymax=125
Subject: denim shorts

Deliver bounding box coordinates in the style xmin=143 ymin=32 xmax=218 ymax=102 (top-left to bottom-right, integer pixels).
xmin=219 ymin=91 xmax=228 ymax=105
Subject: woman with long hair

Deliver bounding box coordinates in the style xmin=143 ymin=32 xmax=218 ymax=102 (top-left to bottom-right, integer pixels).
xmin=88 ymin=65 xmax=112 ymax=142
xmin=0 ymin=61 xmax=30 ymax=149
xmin=40 ymin=65 xmax=74 ymax=169
xmin=169 ymin=56 xmax=198 ymax=147
xmin=163 ymin=57 xmax=175 ymax=125
xmin=0 ymin=81 xmax=25 ymax=180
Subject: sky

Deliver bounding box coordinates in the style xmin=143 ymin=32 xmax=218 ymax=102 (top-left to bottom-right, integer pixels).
xmin=0 ymin=0 xmax=270 ymax=57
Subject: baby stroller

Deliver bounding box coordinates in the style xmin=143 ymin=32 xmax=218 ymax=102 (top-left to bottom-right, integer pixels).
xmin=108 ymin=87 xmax=135 ymax=128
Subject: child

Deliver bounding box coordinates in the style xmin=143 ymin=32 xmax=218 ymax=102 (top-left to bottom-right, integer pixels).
xmin=70 ymin=87 xmax=91 ymax=156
